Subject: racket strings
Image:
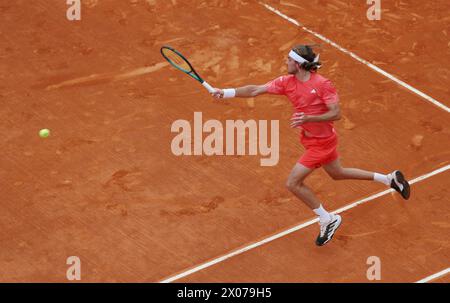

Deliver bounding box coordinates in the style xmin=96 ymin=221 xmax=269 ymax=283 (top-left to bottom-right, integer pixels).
xmin=162 ymin=48 xmax=192 ymax=72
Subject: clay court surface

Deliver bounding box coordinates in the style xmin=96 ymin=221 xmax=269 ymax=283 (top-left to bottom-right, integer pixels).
xmin=1 ymin=0 xmax=449 ymax=282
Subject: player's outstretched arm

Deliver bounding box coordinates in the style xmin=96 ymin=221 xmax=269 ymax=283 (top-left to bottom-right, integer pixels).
xmin=211 ymin=85 xmax=268 ymax=99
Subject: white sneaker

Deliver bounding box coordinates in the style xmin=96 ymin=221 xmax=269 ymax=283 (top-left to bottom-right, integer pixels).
xmin=388 ymin=170 xmax=410 ymax=200
xmin=316 ymin=214 xmax=342 ymax=246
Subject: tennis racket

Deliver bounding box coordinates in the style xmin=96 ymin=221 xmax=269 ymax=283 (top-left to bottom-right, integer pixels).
xmin=160 ymin=45 xmax=215 ymax=93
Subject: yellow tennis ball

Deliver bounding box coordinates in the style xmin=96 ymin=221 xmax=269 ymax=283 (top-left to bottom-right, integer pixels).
xmin=39 ymin=129 xmax=50 ymax=138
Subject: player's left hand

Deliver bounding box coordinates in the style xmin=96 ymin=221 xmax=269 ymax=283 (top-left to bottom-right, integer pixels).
xmin=290 ymin=112 xmax=309 ymax=128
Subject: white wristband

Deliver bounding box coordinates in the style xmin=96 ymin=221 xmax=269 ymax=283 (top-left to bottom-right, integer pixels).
xmin=222 ymin=88 xmax=236 ymax=98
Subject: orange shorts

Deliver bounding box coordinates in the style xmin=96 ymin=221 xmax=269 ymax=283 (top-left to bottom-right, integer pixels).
xmin=298 ymin=132 xmax=339 ymax=169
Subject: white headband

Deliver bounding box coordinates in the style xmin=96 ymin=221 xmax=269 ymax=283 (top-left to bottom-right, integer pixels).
xmin=289 ymin=50 xmax=320 ymax=65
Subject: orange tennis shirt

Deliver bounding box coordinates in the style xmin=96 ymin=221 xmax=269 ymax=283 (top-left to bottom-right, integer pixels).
xmin=265 ymin=73 xmax=339 ymax=138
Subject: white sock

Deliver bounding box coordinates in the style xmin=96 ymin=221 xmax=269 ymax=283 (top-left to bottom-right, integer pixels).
xmin=373 ymin=173 xmax=390 ymax=186
xmin=313 ymin=204 xmax=331 ymax=222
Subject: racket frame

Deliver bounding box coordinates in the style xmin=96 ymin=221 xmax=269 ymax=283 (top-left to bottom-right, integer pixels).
xmin=160 ymin=46 xmax=215 ymax=93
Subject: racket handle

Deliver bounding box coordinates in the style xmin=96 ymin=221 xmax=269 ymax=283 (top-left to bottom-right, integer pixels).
xmin=202 ymin=81 xmax=215 ymax=94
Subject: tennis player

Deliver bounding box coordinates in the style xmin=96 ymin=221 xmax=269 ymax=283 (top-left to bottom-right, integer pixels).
xmin=211 ymin=45 xmax=411 ymax=246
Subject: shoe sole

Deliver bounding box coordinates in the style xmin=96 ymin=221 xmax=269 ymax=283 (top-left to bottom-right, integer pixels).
xmin=395 ymin=171 xmax=410 ymax=200
xmin=316 ymin=215 xmax=342 ymax=246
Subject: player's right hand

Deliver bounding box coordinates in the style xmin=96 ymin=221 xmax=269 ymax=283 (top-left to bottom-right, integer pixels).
xmin=211 ymin=88 xmax=224 ymax=99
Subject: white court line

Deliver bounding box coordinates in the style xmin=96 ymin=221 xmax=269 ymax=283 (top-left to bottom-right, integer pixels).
xmin=260 ymin=3 xmax=450 ymax=113
xmin=160 ymin=164 xmax=450 ymax=283
xmin=416 ymin=268 xmax=450 ymax=283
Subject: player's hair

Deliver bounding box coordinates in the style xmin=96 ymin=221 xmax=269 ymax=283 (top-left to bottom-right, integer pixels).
xmin=292 ymin=44 xmax=322 ymax=72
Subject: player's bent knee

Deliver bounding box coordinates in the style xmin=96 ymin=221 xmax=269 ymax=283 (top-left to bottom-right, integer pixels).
xmin=286 ymin=178 xmax=304 ymax=191
xmin=286 ymin=179 xmax=297 ymax=191
xmin=286 ymin=180 xmax=294 ymax=191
